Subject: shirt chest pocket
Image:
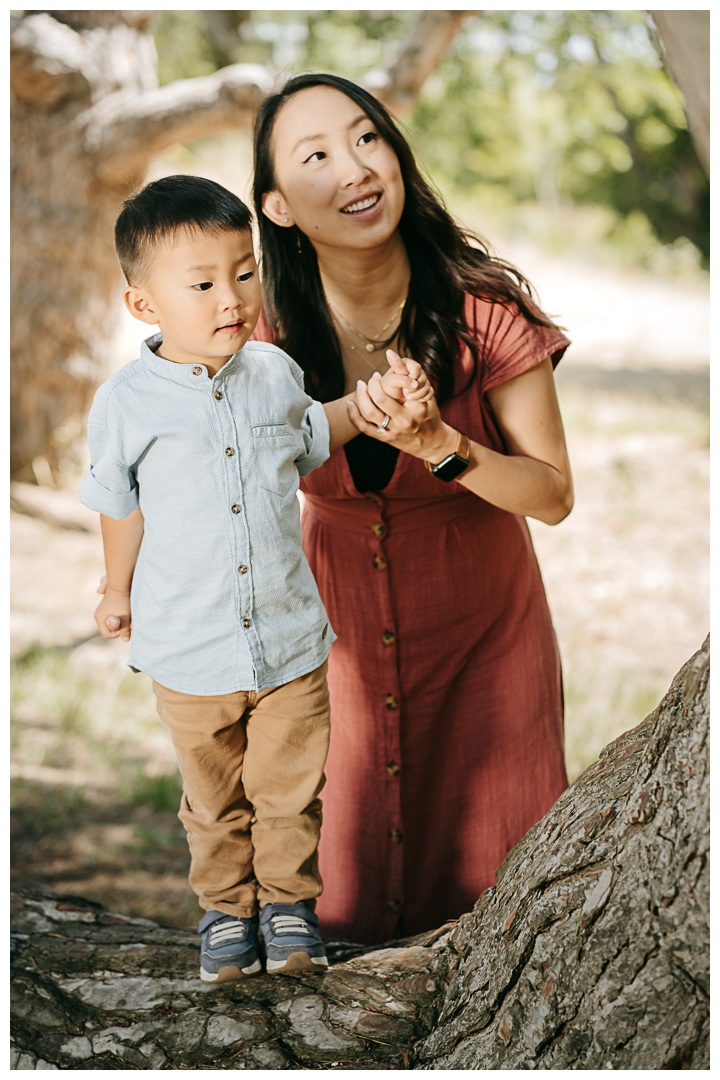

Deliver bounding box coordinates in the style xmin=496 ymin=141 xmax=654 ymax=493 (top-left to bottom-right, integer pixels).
xmin=251 ymin=423 xmax=300 ymax=497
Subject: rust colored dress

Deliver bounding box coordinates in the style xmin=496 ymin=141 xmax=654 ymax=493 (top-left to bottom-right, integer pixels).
xmin=253 ymin=296 xmax=570 ymax=944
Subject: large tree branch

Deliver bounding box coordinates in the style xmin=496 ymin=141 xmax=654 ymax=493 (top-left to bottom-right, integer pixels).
xmin=80 ymin=64 xmax=274 ymax=186
xmin=11 ymin=13 xmax=90 ymax=106
xmin=364 ymin=10 xmax=480 ymax=114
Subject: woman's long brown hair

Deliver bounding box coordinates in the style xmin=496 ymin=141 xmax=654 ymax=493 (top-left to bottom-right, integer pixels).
xmin=253 ymin=72 xmax=558 ymax=404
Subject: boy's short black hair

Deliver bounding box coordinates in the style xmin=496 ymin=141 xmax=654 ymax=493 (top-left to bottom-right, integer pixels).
xmin=115 ymin=175 xmax=254 ymax=285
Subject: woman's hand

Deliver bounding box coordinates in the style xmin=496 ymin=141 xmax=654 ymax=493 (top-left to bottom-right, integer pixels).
xmin=348 ymin=351 xmax=457 ymax=462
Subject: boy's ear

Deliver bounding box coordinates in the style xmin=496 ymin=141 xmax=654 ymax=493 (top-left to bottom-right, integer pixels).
xmin=123 ymin=285 xmax=159 ymax=326
xmin=261 ymin=190 xmax=294 ymax=228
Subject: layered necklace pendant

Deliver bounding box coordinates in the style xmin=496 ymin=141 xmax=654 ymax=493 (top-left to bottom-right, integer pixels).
xmin=330 ymin=297 xmax=407 ymax=356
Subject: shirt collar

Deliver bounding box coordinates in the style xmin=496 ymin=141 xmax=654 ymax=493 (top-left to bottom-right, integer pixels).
xmin=140 ymin=333 xmax=244 ymax=385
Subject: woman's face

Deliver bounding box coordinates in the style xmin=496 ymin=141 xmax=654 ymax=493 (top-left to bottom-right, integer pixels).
xmin=262 ymin=85 xmax=406 ymax=253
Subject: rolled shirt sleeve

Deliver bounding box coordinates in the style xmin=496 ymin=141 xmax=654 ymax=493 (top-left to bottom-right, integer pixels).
xmin=79 ymin=422 xmax=140 ymax=519
xmin=295 ymin=399 xmax=331 ymax=477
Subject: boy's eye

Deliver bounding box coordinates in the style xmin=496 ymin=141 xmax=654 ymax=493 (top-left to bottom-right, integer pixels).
xmin=192 ymin=282 xmax=213 ymax=291
xmin=238 ymin=271 xmax=255 ymax=282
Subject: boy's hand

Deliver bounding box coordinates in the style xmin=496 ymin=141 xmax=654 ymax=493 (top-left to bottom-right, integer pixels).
xmin=378 ymin=350 xmax=433 ymax=404
xmin=94 ymin=588 xmax=132 ymax=642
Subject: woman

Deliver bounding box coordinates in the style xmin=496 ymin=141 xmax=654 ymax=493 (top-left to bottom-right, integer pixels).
xmin=252 ymin=72 xmax=574 ymax=946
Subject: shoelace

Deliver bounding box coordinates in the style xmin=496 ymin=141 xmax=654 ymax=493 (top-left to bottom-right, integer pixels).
xmin=208 ymin=918 xmax=248 ymax=947
xmin=269 ymin=914 xmax=312 ymax=936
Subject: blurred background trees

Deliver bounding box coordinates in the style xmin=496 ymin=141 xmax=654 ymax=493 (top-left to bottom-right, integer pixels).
xmin=10 ymin=8 xmax=708 ymax=482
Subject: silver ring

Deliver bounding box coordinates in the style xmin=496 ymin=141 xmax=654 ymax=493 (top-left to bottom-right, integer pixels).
xmin=378 ymin=413 xmax=390 ymax=432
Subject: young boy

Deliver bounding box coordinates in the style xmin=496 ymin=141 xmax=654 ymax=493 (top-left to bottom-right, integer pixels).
xmin=80 ymin=175 xmax=431 ymax=982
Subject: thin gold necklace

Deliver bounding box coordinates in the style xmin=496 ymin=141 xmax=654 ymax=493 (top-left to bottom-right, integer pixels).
xmin=329 ymin=297 xmax=407 ymax=353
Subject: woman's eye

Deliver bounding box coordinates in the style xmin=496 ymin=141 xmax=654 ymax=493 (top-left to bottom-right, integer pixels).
xmin=238 ymin=271 xmax=255 ymax=282
xmin=192 ymin=282 xmax=213 ymax=291
xmin=358 ymin=131 xmax=378 ymax=146
xmin=303 ymin=149 xmax=327 ymax=163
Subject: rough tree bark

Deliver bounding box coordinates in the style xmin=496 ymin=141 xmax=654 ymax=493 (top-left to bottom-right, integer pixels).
xmin=10 ymin=9 xmax=475 ymax=481
xmin=10 ymin=637 xmax=709 ymax=1070
xmin=648 ymin=10 xmax=709 ymax=175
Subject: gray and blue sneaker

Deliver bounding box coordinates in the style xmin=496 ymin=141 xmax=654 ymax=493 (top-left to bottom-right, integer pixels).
xmin=259 ymin=902 xmax=329 ymax=974
xmin=198 ymin=910 xmax=262 ymax=983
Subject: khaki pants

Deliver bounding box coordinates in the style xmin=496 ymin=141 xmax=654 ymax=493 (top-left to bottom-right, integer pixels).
xmin=153 ymin=660 xmax=330 ymax=918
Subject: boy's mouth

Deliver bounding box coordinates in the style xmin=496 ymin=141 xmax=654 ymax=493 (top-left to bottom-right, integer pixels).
xmin=216 ymin=319 xmax=245 ymax=334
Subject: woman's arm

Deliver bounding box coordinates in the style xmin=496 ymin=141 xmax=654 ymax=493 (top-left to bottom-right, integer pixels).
xmin=350 ymin=356 xmax=573 ymax=526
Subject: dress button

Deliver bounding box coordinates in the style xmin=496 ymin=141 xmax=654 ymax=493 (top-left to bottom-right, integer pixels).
xmin=386 ymin=760 xmax=401 ymax=777
xmin=387 ymin=899 xmax=402 ymax=914
xmin=243 ymin=618 xmax=251 ymax=628
xmin=192 ymin=366 xmax=203 ymax=376
xmin=214 ymin=390 xmax=223 ymax=400
xmin=238 ymin=565 xmax=247 ymax=574
xmin=381 ymin=630 xmax=395 ymax=646
xmin=231 ymin=504 xmax=241 ymax=514
xmin=225 ymin=447 xmax=234 ymax=457
xmin=389 ymin=829 xmax=403 ymax=844
xmin=385 ymin=694 xmax=399 ymax=710
xmin=373 ymin=554 xmax=387 ymax=572
xmin=371 ymin=522 xmax=386 ymax=538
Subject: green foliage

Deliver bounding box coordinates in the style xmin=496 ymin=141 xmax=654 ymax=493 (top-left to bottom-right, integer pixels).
xmin=127 ymin=770 xmax=184 ymax=815
xmin=149 ymin=9 xmax=707 ymax=264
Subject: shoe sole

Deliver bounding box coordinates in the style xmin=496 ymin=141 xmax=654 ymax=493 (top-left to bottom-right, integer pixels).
xmin=200 ymin=959 xmax=262 ymax=983
xmin=266 ymin=952 xmax=329 ymax=974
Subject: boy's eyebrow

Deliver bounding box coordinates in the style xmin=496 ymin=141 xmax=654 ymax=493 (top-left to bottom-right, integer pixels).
xmin=292 ymin=113 xmax=369 ymax=154
xmin=184 ymin=252 xmax=255 ymax=272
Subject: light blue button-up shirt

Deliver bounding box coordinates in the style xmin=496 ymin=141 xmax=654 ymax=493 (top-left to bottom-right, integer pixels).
xmin=79 ymin=334 xmax=335 ymax=694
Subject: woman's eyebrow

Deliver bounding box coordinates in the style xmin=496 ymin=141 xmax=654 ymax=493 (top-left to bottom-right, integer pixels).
xmin=291 ymin=113 xmax=371 ymax=155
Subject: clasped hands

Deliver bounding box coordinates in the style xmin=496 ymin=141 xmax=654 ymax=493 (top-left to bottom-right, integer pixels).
xmin=349 ymin=350 xmax=450 ymax=459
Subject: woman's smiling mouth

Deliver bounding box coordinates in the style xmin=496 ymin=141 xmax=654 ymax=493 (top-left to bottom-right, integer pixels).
xmin=340 ymin=193 xmax=381 ymax=215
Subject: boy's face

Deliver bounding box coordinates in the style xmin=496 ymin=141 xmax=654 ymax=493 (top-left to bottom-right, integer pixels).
xmin=124 ymin=227 xmax=262 ymax=371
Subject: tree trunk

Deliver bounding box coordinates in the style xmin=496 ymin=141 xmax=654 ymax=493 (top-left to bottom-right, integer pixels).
xmin=10 ymin=637 xmax=708 ymax=1070
xmin=649 ymin=10 xmax=709 ymax=175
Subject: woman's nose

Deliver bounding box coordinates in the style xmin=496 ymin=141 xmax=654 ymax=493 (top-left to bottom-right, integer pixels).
xmin=337 ymin=145 xmax=370 ymax=186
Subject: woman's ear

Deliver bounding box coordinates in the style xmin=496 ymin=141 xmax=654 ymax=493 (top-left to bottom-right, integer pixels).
xmin=123 ymin=285 xmax=160 ymax=326
xmin=261 ymin=190 xmax=294 ymax=227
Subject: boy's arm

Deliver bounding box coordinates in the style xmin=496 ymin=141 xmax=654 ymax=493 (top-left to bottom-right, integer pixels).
xmin=94 ymin=508 xmax=144 ymax=641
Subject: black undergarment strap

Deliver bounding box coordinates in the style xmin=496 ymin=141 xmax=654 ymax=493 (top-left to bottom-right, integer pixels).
xmin=344 ymin=433 xmax=400 ymax=493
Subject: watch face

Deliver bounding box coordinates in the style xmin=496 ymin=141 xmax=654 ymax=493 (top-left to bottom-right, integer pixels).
xmin=432 ymin=454 xmax=470 ymax=482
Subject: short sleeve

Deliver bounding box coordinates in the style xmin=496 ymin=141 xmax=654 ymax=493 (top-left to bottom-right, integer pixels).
xmin=78 ymin=391 xmax=142 ymax=519
xmin=295 ymin=399 xmax=330 ymax=477
xmin=468 ymin=296 xmax=570 ymax=394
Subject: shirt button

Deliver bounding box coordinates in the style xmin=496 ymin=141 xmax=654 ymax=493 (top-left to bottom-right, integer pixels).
xmin=381 ymin=630 xmax=395 ymax=646
xmin=389 ymin=829 xmax=403 ymax=844
xmin=225 ymin=448 xmax=234 ymax=457
xmin=386 ymin=760 xmax=401 ymax=777
xmin=214 ymin=390 xmax=223 ymax=400
xmin=238 ymin=565 xmax=248 ymax=574
xmin=231 ymin=504 xmax=241 ymax=514
xmin=243 ymin=618 xmax=251 ymax=628
xmin=387 ymin=899 xmax=402 ymax=914
xmin=385 ymin=694 xmax=399 ymax=710
xmin=192 ymin=366 xmax=203 ymax=376
xmin=371 ymin=522 xmax=386 ymax=538
xmin=373 ymin=554 xmax=387 ymax=572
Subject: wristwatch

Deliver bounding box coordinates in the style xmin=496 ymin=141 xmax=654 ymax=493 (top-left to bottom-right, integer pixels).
xmin=425 ymin=429 xmax=471 ymax=482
